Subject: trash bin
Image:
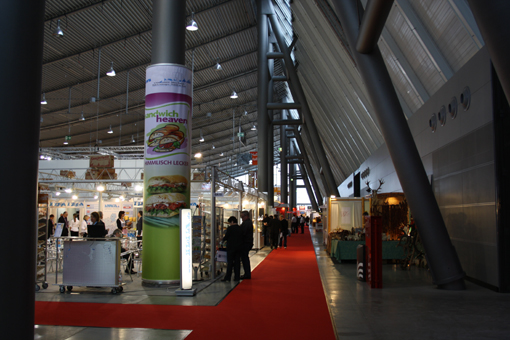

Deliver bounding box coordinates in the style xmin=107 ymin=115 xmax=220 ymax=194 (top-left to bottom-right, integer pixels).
xmin=357 ymin=244 xmax=366 ymax=281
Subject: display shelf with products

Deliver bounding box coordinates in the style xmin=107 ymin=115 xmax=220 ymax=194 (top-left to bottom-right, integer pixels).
xmin=36 ymin=194 xmax=49 ymax=291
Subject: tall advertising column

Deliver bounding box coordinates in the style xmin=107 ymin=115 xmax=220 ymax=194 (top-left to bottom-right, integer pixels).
xmin=143 ymin=65 xmax=192 ymax=283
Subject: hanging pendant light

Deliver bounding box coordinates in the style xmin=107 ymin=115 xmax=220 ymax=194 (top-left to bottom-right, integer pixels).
xmin=215 ymin=58 xmax=222 ymax=71
xmin=107 ymin=125 xmax=113 ymax=134
xmin=131 ymin=135 xmax=136 ymax=143
xmin=199 ymin=128 xmax=204 ymax=142
xmin=186 ymin=12 xmax=198 ymax=31
xmin=41 ymin=93 xmax=47 ymax=105
xmin=80 ymin=111 xmax=85 ymax=121
xmin=194 ymin=152 xmax=202 ymax=158
xmin=63 ymin=139 xmax=69 ymax=145
xmin=251 ymin=124 xmax=257 ymax=131
xmin=53 ymin=19 xmax=64 ymax=37
xmin=230 ymin=90 xmax=238 ymax=99
xmin=106 ymin=61 xmax=116 ymax=76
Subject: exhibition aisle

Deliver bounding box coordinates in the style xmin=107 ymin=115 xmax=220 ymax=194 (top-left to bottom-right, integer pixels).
xmin=35 ymin=228 xmax=336 ymax=340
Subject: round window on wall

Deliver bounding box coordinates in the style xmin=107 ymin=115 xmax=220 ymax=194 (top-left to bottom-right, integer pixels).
xmin=460 ymin=87 xmax=471 ymax=111
xmin=438 ymin=105 xmax=447 ymax=126
xmin=429 ymin=113 xmax=437 ymax=133
xmin=448 ymin=97 xmax=458 ymax=119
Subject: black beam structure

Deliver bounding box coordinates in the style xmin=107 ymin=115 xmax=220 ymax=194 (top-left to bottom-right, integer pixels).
xmin=298 ymin=161 xmax=319 ymax=211
xmin=466 ymin=0 xmax=510 ymax=107
xmin=332 ymin=0 xmax=465 ymax=290
xmin=281 ymin=111 xmax=289 ymax=205
xmin=266 ymin=1 xmax=339 ymax=197
xmin=289 ymin=141 xmax=297 ymax=209
xmin=267 ymin=102 xmax=302 ymax=110
xmin=356 ymin=0 xmax=394 ymax=53
xmin=293 ymin=128 xmax=323 ymax=206
xmin=0 ymin=1 xmax=45 ymax=339
xmin=267 ymin=40 xmax=275 ymax=207
xmin=257 ymin=0 xmax=270 ymax=194
xmin=272 ymin=119 xmax=302 ymax=126
xmin=151 ymin=0 xmax=185 ymax=65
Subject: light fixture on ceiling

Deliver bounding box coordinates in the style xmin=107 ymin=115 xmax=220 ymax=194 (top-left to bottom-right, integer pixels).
xmin=230 ymin=90 xmax=238 ymax=99
xmin=199 ymin=128 xmax=204 ymax=142
xmin=41 ymin=93 xmax=47 ymax=105
xmin=134 ymin=184 xmax=143 ymax=192
xmin=106 ymin=61 xmax=116 ymax=76
xmin=55 ymin=191 xmax=61 ymax=196
xmin=39 ymin=155 xmax=44 ymax=160
xmin=215 ymin=58 xmax=222 ymax=71
xmin=79 ymin=111 xmax=85 ymax=121
xmin=47 ymin=156 xmax=52 ymax=161
xmin=131 ymin=135 xmax=136 ymax=143
xmin=186 ymin=12 xmax=198 ymax=31
xmin=93 ymin=194 xmax=98 ymax=199
xmin=212 ymin=144 xmax=215 ymax=149
xmin=63 ymin=139 xmax=69 ymax=145
xmin=206 ymin=112 xmax=212 ymax=118
xmin=53 ymin=19 xmax=64 ymax=37
xmin=107 ymin=125 xmax=113 ymax=134
xmin=194 ymin=152 xmax=202 ymax=158
xmin=115 ymin=198 xmax=120 ymax=202
xmin=97 ymin=184 xmax=105 ymax=192
xmin=65 ymin=187 xmax=72 ymax=193
xmin=220 ymin=152 xmax=224 ymax=156
xmin=119 ymin=195 xmax=125 ymax=201
xmin=244 ymin=110 xmax=248 ymax=116
xmin=251 ymin=124 xmax=257 ymax=131
xmin=72 ymin=194 xmax=78 ymax=200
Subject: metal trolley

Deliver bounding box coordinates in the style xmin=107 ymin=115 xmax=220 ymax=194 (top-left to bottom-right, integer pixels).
xmin=53 ymin=237 xmax=125 ymax=294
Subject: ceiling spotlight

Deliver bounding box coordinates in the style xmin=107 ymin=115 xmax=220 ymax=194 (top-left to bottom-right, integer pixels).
xmin=199 ymin=128 xmax=204 ymax=142
xmin=80 ymin=112 xmax=85 ymax=121
xmin=215 ymin=58 xmax=222 ymax=71
xmin=106 ymin=61 xmax=116 ymax=76
xmin=47 ymin=156 xmax=52 ymax=161
xmin=186 ymin=12 xmax=198 ymax=31
xmin=212 ymin=145 xmax=215 ymax=149
xmin=134 ymin=185 xmax=143 ymax=192
xmin=220 ymin=152 xmax=224 ymax=156
xmin=244 ymin=110 xmax=248 ymax=116
xmin=97 ymin=184 xmax=105 ymax=192
xmin=72 ymin=194 xmax=78 ymax=200
xmin=119 ymin=195 xmax=125 ymax=201
xmin=115 ymin=198 xmax=120 ymax=202
xmin=230 ymin=90 xmax=238 ymax=99
xmin=65 ymin=188 xmax=72 ymax=193
xmin=93 ymin=194 xmax=98 ymax=199
xmin=41 ymin=93 xmax=47 ymax=105
xmin=194 ymin=152 xmax=202 ymax=158
xmin=251 ymin=124 xmax=257 ymax=131
xmin=55 ymin=191 xmax=61 ymax=196
xmin=107 ymin=125 xmax=113 ymax=134
xmin=63 ymin=140 xmax=68 ymax=145
xmin=131 ymin=135 xmax=136 ymax=143
xmin=53 ymin=19 xmax=64 ymax=37
xmin=206 ymin=112 xmax=212 ymax=118
xmin=40 ymin=155 xmax=44 ymax=160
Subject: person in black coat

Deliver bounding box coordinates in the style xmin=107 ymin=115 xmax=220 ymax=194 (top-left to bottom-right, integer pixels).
xmin=262 ymin=214 xmax=270 ymax=247
xmin=221 ymin=216 xmax=243 ymax=282
xmin=279 ymin=214 xmax=289 ymax=248
xmin=58 ymin=212 xmax=69 ymax=236
xmin=269 ymin=214 xmax=281 ymax=250
xmin=87 ymin=212 xmax=108 ymax=238
xmin=239 ymin=211 xmax=254 ymax=279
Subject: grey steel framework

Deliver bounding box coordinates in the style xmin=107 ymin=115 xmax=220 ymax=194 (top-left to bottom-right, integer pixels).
xmin=332 ymin=0 xmax=465 ymax=290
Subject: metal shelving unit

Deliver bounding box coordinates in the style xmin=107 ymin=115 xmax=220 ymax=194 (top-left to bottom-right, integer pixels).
xmin=36 ymin=194 xmax=49 ymax=291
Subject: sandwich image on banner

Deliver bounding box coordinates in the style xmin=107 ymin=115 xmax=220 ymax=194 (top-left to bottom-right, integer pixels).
xmin=147 ymin=175 xmax=187 ymax=194
xmin=145 ymin=193 xmax=187 ymax=218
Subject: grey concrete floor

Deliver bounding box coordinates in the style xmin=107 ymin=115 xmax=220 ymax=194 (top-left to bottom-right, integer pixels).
xmin=34 ymin=325 xmax=191 ymax=340
xmin=310 ymin=228 xmax=510 ymax=340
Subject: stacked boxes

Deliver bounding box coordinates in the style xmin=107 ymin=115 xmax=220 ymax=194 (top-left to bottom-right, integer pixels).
xmin=85 ymin=155 xmax=117 ymax=180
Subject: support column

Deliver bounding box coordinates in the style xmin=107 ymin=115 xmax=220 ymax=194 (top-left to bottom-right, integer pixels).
xmin=0 ymin=1 xmax=45 ymax=339
xmin=267 ymin=41 xmax=275 ymax=207
xmin=267 ymin=3 xmax=339 ymax=197
xmin=257 ymin=0 xmax=270 ymax=193
xmin=210 ymin=166 xmax=217 ymax=279
xmin=289 ymin=142 xmax=297 ymax=210
xmin=466 ymin=0 xmax=510 ymax=105
xmin=294 ymin=128 xmax=323 ymax=206
xmin=280 ymin=111 xmax=288 ymax=204
xmin=332 ymin=0 xmax=465 ymax=290
xmin=143 ymin=0 xmax=190 ymax=284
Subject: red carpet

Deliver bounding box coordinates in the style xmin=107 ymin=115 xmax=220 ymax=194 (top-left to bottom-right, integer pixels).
xmin=35 ymin=228 xmax=336 ymax=340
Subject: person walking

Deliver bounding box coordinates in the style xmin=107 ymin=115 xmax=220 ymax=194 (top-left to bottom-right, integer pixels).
xmin=269 ymin=214 xmax=280 ymax=249
xmin=239 ymin=211 xmax=253 ymax=279
xmin=291 ymin=214 xmax=298 ymax=234
xmin=136 ymin=211 xmax=143 ymax=240
xmin=70 ymin=213 xmax=80 ymax=236
xmin=300 ymin=214 xmax=306 ymax=234
xmin=80 ymin=215 xmax=89 ymax=236
xmin=262 ymin=214 xmax=270 ymax=247
xmin=279 ymin=214 xmax=289 ymax=249
xmin=221 ymin=216 xmax=243 ymax=282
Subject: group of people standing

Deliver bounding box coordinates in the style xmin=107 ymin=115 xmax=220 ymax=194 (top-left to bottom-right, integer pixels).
xmin=261 ymin=213 xmax=311 ymax=250
xmin=221 ymin=211 xmax=254 ymax=282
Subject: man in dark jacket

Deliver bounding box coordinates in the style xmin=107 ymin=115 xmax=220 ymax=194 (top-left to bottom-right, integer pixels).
xmin=221 ymin=216 xmax=243 ymax=282
xmin=136 ymin=211 xmax=143 ymax=240
xmin=58 ymin=212 xmax=69 ymax=236
xmin=262 ymin=214 xmax=270 ymax=247
xmin=87 ymin=212 xmax=108 ymax=238
xmin=239 ymin=211 xmax=254 ymax=279
xmin=269 ymin=214 xmax=281 ymax=250
xmin=279 ymin=214 xmax=289 ymax=249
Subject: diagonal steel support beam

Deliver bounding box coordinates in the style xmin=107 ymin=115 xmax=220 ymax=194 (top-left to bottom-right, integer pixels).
xmin=356 ymin=0 xmax=394 ymax=53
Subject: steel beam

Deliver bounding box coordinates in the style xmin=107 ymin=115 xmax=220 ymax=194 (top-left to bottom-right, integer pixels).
xmin=356 ymin=0 xmax=394 ymax=53
xmin=152 ymin=0 xmax=185 ymax=65
xmin=280 ymin=111 xmax=288 ymax=204
xmin=267 ymin=102 xmax=302 ymax=110
xmin=293 ymin=131 xmax=323 ymax=207
xmin=298 ymin=162 xmax=319 ymax=211
xmin=267 ymin=52 xmax=285 ymax=59
xmin=332 ymin=0 xmax=465 ymax=290
xmin=466 ymin=0 xmax=510 ymax=105
xmin=267 ymin=40 xmax=275 ymax=207
xmin=257 ymin=0 xmax=270 ymax=193
xmin=0 ymin=1 xmax=45 ymax=339
xmin=267 ymin=3 xmax=339 ymax=197
xmin=271 ymin=119 xmax=302 ymax=126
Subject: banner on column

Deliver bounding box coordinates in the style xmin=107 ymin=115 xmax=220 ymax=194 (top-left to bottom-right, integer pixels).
xmin=143 ymin=64 xmax=192 ymax=282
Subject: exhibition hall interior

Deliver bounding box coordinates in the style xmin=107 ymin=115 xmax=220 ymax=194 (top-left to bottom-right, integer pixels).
xmin=3 ymin=0 xmax=510 ymax=339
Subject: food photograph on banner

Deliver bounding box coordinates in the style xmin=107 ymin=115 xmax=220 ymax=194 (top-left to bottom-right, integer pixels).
xmin=143 ymin=64 xmax=192 ymax=281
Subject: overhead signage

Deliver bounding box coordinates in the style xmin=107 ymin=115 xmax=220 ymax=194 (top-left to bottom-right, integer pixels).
xmin=49 ymin=202 xmax=85 ymax=207
xmin=214 ymin=192 xmax=224 ymax=197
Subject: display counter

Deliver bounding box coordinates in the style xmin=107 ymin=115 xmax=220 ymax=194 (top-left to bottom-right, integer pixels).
xmin=329 ymin=239 xmax=404 ymax=262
